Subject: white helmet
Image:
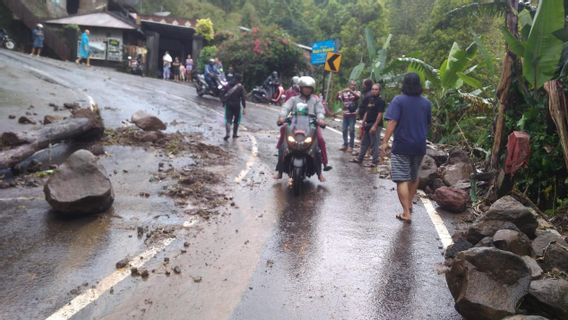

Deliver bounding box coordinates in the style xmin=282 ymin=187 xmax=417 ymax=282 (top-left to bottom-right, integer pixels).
xmin=298 ymin=76 xmax=316 ymax=89
xmin=292 ymin=76 xmax=300 ymax=85
xmin=37 ymin=23 xmax=43 ymax=28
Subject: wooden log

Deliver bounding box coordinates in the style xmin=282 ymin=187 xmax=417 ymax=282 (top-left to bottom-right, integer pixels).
xmin=0 ymin=109 xmax=102 ymax=169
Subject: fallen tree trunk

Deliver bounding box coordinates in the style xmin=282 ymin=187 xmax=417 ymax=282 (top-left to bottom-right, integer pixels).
xmin=0 ymin=109 xmax=103 ymax=169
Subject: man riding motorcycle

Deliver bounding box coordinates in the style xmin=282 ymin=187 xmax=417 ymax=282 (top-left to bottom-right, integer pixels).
xmin=204 ymin=59 xmax=220 ymax=90
xmin=264 ymin=71 xmax=281 ymax=100
xmin=275 ymin=76 xmax=331 ymax=182
xmin=284 ymin=76 xmax=300 ymax=102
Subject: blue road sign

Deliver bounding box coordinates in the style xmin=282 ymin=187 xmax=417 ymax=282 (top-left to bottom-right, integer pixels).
xmin=311 ymin=39 xmax=336 ymax=65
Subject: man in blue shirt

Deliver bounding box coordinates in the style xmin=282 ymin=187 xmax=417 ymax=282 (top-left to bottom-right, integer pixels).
xmin=381 ymin=73 xmax=432 ymax=223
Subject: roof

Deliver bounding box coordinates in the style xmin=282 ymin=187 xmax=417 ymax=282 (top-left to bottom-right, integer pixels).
xmin=46 ymin=12 xmax=136 ymax=30
xmin=131 ymin=13 xmax=195 ymax=29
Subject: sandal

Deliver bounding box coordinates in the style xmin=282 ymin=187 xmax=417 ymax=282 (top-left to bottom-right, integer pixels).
xmin=395 ymin=214 xmax=412 ymax=224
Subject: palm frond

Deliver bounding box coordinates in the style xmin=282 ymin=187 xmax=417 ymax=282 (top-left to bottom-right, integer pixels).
xmin=437 ymin=1 xmax=507 ymax=29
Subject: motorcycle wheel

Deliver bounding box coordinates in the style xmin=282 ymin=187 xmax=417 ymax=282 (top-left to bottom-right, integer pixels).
xmin=291 ymin=167 xmax=302 ymax=196
xmin=196 ymin=84 xmax=205 ymax=97
xmin=4 ymin=40 xmax=15 ymax=50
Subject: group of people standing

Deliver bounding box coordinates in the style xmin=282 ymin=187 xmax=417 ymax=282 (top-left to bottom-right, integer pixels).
xmin=336 ymin=74 xmax=432 ymax=223
xmin=162 ymin=51 xmax=194 ymax=82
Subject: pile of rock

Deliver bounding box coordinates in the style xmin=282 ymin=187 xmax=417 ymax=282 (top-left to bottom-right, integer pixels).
xmin=419 ymin=147 xmax=474 ymax=213
xmin=444 ymin=196 xmax=568 ymax=320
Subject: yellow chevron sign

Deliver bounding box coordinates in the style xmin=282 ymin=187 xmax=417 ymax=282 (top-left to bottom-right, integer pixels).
xmin=324 ymin=52 xmax=342 ymax=73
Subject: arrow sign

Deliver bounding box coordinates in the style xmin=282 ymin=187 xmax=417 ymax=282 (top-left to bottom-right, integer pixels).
xmin=324 ymin=52 xmax=342 ymax=73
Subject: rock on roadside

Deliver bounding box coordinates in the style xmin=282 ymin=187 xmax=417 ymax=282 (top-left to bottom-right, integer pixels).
xmin=131 ymin=110 xmax=166 ymax=131
xmin=44 ymin=149 xmax=114 ymax=215
xmin=433 ymin=186 xmax=470 ymax=213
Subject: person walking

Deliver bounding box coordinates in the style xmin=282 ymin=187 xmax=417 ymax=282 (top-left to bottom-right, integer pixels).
xmin=351 ymin=84 xmax=385 ymax=166
xmin=30 ymin=24 xmax=44 ymax=57
xmin=172 ymin=57 xmax=181 ymax=82
xmin=185 ymin=54 xmax=194 ymax=82
xmin=358 ymin=78 xmax=374 ymax=120
xmin=380 ymin=73 xmax=432 ymax=223
xmin=338 ymin=80 xmax=360 ymax=153
xmin=75 ymin=29 xmax=90 ymax=66
xmin=222 ymin=73 xmax=246 ymax=140
xmin=162 ymin=51 xmax=172 ymax=80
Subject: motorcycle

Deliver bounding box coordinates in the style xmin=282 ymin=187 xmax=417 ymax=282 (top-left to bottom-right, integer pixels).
xmin=280 ymin=113 xmax=324 ymax=195
xmin=249 ymin=81 xmax=285 ymax=105
xmin=127 ymin=56 xmax=144 ymax=76
xmin=0 ymin=28 xmax=15 ymax=50
xmin=195 ymin=72 xmax=228 ymax=98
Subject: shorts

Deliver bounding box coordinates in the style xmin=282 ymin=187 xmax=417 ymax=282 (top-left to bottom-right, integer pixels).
xmin=390 ymin=153 xmax=424 ymax=182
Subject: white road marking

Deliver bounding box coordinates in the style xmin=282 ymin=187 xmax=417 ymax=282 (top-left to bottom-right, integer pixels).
xmin=45 ymin=237 xmax=175 ymax=320
xmin=0 ymin=197 xmax=38 ymax=201
xmin=419 ymin=194 xmax=454 ymax=249
xmin=235 ymin=134 xmax=258 ymax=183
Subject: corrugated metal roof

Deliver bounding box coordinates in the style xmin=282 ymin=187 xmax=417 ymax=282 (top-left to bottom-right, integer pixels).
xmin=47 ymin=12 xmax=136 ymax=30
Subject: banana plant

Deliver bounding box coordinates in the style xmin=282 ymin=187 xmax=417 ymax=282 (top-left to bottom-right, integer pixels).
xmin=500 ymin=0 xmax=566 ymax=89
xmin=392 ymin=41 xmax=482 ymax=94
xmin=349 ymin=27 xmax=394 ymax=83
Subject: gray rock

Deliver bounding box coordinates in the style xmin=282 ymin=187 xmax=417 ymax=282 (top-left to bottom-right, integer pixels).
xmin=521 ymin=256 xmax=543 ymax=280
xmin=447 ymin=149 xmax=471 ymax=165
xmin=442 ymin=162 xmax=474 ymax=186
xmin=434 ymin=186 xmax=470 ymax=213
xmin=430 ymin=178 xmax=446 ymax=191
xmin=532 ymin=230 xmax=567 ymax=257
xmin=446 ymin=247 xmax=531 ymax=320
xmin=44 ymin=150 xmax=114 ymax=215
xmin=467 ymin=220 xmax=521 ymax=245
xmin=445 ymin=239 xmax=473 ymax=259
xmin=131 ymin=110 xmax=166 ymax=131
xmin=418 ymin=155 xmax=438 ymax=190
xmin=475 ymin=236 xmax=495 ymax=248
xmin=426 ymin=147 xmax=448 ymax=166
xmin=493 ymin=229 xmax=534 ymax=257
xmin=541 ymin=242 xmax=568 ymax=272
xmin=525 ymin=278 xmax=568 ymax=320
xmin=502 ymin=316 xmax=550 ymax=320
xmin=481 ymin=196 xmax=538 ymax=238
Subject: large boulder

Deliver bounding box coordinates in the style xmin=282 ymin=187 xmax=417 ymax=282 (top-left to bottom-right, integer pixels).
xmin=466 ymin=220 xmax=521 ymax=245
xmin=524 ymin=278 xmax=568 ymax=320
xmin=44 ymin=150 xmax=114 ymax=215
xmin=480 ymin=196 xmax=538 ymax=238
xmin=445 ymin=239 xmax=473 ymax=259
xmin=540 ymin=242 xmax=568 ymax=272
xmin=442 ymin=162 xmax=474 ymax=186
xmin=532 ymin=230 xmax=567 ymax=257
xmin=521 ymin=256 xmax=543 ymax=280
xmin=426 ymin=147 xmax=448 ymax=166
xmin=447 ymin=149 xmax=471 ymax=165
xmin=433 ymin=186 xmax=470 ymax=213
xmin=446 ymin=247 xmax=531 ymax=320
xmin=131 ymin=110 xmax=166 ymax=131
xmin=418 ymin=155 xmax=438 ymax=190
xmin=493 ymin=229 xmax=534 ymax=257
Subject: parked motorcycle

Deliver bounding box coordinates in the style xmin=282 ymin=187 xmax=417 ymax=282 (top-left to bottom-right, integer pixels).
xmin=249 ymin=81 xmax=285 ymax=105
xmin=127 ymin=56 xmax=144 ymax=76
xmin=0 ymin=28 xmax=15 ymax=50
xmin=195 ymin=72 xmax=228 ymax=98
xmin=280 ymin=113 xmax=324 ymax=195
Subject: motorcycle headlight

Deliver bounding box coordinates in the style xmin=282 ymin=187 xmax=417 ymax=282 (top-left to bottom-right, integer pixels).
xmin=287 ymin=136 xmax=295 ymax=143
xmin=304 ymin=137 xmax=312 ymax=144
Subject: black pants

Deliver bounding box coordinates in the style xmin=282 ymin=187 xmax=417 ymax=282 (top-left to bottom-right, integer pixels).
xmin=225 ymin=105 xmax=241 ymax=137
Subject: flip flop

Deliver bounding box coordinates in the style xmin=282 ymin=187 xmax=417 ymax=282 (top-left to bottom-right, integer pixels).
xmin=395 ymin=214 xmax=412 ymax=224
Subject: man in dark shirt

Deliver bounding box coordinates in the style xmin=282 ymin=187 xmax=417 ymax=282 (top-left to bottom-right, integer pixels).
xmin=222 ymin=74 xmax=247 ymax=140
xmin=352 ymin=84 xmax=385 ymax=166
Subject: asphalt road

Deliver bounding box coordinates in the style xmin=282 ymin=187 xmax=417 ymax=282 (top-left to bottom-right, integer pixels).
xmin=0 ymin=50 xmax=463 ymax=320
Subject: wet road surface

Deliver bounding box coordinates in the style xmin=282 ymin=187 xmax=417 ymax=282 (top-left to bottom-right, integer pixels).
xmin=0 ymin=50 xmax=463 ymax=319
